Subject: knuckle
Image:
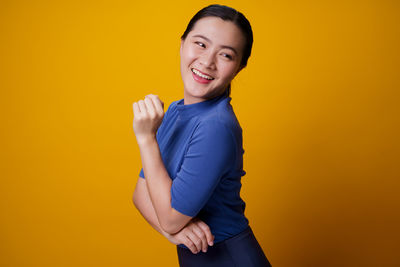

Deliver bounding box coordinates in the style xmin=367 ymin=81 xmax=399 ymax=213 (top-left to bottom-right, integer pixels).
xmin=200 ymin=223 xmax=209 ymax=231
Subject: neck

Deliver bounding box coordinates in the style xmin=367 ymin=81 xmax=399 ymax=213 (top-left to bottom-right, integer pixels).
xmin=183 ymin=89 xmax=227 ymax=105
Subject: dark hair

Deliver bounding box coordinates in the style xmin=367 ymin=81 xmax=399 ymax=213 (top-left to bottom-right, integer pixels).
xmin=181 ymin=4 xmax=253 ymax=97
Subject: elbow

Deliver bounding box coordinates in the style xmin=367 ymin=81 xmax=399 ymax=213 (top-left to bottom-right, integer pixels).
xmin=159 ymin=219 xmax=185 ymax=235
xmin=160 ymin=224 xmax=181 ymax=235
xmin=159 ymin=208 xmax=192 ymax=234
xmin=132 ymin=191 xmax=139 ymax=209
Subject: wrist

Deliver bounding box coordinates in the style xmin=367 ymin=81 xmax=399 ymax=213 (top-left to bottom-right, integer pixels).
xmin=136 ymin=134 xmax=157 ymax=147
xmin=162 ymin=230 xmax=173 ymax=240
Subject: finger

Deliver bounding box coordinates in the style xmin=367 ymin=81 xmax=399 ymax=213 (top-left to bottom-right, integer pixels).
xmin=146 ymin=94 xmax=164 ymax=115
xmin=182 ymin=236 xmax=197 ymax=254
xmin=138 ymin=100 xmax=147 ymax=116
xmin=192 ymin=224 xmax=208 ymax=253
xmin=132 ymin=102 xmax=140 ymax=117
xmin=146 ymin=95 xmax=164 ymax=115
xmin=197 ymin=220 xmax=214 ymax=246
xmin=144 ymin=97 xmax=156 ymax=118
xmin=146 ymin=94 xmax=164 ymax=107
xmin=185 ymin=231 xmax=201 ymax=254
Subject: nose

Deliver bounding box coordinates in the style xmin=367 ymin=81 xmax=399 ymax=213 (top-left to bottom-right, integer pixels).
xmin=199 ymin=50 xmax=216 ymax=69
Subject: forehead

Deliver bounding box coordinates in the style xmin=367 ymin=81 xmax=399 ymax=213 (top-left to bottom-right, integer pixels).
xmin=188 ymin=17 xmax=246 ymax=53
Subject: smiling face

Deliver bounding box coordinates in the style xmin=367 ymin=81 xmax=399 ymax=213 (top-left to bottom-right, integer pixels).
xmin=180 ymin=16 xmax=246 ymax=104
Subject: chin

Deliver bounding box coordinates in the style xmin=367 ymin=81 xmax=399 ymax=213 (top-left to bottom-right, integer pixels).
xmin=183 ymin=76 xmax=224 ymax=100
xmin=186 ymin=90 xmax=208 ymax=99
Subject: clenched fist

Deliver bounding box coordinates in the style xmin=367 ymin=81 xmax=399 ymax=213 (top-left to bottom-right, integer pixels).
xmin=132 ymin=94 xmax=164 ymax=144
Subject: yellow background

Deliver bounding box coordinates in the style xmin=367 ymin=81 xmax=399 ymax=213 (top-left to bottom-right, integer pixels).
xmin=1 ymin=0 xmax=399 ymax=266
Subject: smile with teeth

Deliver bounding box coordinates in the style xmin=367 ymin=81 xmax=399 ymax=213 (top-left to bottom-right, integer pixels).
xmin=191 ymin=68 xmax=214 ymax=80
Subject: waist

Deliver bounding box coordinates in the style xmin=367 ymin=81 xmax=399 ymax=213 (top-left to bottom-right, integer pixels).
xmin=214 ymin=225 xmax=253 ymax=246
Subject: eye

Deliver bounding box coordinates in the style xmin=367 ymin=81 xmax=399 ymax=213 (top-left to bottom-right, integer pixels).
xmin=221 ymin=53 xmax=233 ymax=60
xmin=195 ymin=41 xmax=206 ymax=48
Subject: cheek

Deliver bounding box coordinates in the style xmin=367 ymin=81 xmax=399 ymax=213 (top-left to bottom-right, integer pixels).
xmin=182 ymin=46 xmax=198 ymax=63
xmin=219 ymin=63 xmax=239 ymax=80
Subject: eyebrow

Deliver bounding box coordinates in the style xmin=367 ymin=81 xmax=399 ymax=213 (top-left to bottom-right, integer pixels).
xmin=192 ymin=34 xmax=238 ymax=55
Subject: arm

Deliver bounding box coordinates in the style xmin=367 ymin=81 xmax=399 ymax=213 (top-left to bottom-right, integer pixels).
xmin=132 ymin=175 xmax=169 ymax=236
xmin=133 ymin=95 xmax=235 ymax=235
xmin=133 ymin=176 xmax=215 ymax=253
xmin=138 ymin=136 xmax=192 ymax=234
xmin=133 ymin=95 xmax=193 ymax=234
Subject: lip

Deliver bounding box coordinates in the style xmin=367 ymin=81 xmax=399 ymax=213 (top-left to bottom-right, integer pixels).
xmin=191 ymin=68 xmax=214 ymax=84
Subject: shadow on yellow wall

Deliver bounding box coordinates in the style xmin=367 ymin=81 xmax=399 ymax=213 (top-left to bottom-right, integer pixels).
xmin=1 ymin=0 xmax=399 ymax=266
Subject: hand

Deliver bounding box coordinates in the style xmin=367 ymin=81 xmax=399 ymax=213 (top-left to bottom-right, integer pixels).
xmin=132 ymin=94 xmax=164 ymax=144
xmin=164 ymin=218 xmax=214 ymax=254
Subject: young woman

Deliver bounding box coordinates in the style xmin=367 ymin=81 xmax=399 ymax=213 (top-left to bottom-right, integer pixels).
xmin=132 ymin=4 xmax=272 ymax=267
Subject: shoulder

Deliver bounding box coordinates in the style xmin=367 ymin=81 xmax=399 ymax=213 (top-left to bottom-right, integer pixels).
xmin=162 ymin=99 xmax=181 ymax=121
xmin=200 ymin=97 xmax=242 ymax=134
xmin=165 ymin=99 xmax=180 ymax=114
xmin=189 ymin=101 xmax=242 ymax=152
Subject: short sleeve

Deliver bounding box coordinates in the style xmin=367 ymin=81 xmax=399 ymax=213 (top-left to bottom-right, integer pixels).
xmin=171 ymin=120 xmax=236 ymax=217
xmin=139 ymin=168 xmax=144 ymax=178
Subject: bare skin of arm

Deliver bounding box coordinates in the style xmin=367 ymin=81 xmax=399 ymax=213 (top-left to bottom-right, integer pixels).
xmin=133 ymin=176 xmax=214 ymax=254
xmin=132 ymin=94 xmax=198 ymax=234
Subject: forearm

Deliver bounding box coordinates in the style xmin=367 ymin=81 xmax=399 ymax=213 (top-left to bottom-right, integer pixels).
xmin=133 ymin=177 xmax=170 ymax=238
xmin=133 ymin=95 xmax=191 ymax=234
xmin=135 ymin=195 xmax=166 ymax=236
xmin=138 ymin=136 xmax=176 ymax=229
xmin=134 ymin=190 xmax=168 ymax=237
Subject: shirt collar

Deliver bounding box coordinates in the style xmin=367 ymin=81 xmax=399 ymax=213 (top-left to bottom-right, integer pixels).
xmin=176 ymin=93 xmax=229 ymax=120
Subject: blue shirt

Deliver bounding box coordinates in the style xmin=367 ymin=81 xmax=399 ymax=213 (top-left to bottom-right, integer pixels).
xmin=139 ymin=93 xmax=249 ymax=245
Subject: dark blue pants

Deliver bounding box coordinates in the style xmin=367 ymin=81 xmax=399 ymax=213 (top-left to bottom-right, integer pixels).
xmin=176 ymin=226 xmax=272 ymax=267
